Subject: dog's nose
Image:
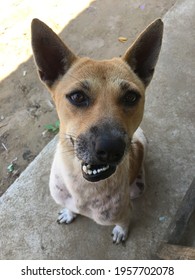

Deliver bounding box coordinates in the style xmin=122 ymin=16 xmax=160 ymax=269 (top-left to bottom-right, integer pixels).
xmin=95 ymin=137 xmax=126 ymax=163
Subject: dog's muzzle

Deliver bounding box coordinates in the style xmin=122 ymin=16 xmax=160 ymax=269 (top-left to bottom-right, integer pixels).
xmin=76 ymin=130 xmax=127 ymax=182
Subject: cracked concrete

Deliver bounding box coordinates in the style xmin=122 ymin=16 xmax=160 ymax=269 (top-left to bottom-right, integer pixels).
xmin=0 ymin=0 xmax=194 ymax=259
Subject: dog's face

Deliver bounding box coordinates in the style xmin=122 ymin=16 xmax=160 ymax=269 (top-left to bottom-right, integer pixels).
xmin=53 ymin=58 xmax=145 ymax=181
xmin=31 ymin=19 xmax=163 ymax=182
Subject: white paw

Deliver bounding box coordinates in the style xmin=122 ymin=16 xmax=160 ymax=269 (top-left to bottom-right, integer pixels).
xmin=112 ymin=225 xmax=128 ymax=244
xmin=57 ymin=208 xmax=77 ymax=224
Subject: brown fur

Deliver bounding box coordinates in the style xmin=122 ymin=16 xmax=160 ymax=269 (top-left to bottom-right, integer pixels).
xmin=129 ymin=140 xmax=145 ymax=184
xmin=52 ymin=58 xmax=145 ymax=143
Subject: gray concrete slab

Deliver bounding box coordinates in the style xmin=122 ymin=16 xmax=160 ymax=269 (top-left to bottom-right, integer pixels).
xmin=0 ymin=0 xmax=195 ymax=259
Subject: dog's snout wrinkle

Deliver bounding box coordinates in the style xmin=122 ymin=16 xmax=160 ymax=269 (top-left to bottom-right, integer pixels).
xmin=95 ymin=136 xmax=125 ymax=164
xmin=76 ymin=121 xmax=128 ymax=166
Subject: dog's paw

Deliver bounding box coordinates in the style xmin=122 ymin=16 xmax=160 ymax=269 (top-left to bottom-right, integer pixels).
xmin=130 ymin=169 xmax=146 ymax=199
xmin=57 ymin=208 xmax=77 ymax=224
xmin=112 ymin=225 xmax=128 ymax=244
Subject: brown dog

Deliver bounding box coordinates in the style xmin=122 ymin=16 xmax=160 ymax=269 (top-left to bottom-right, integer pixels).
xmin=31 ymin=18 xmax=163 ymax=244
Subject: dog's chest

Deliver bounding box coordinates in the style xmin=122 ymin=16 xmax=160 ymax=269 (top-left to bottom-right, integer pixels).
xmin=65 ymin=165 xmax=130 ymax=225
xmin=50 ymin=149 xmax=130 ymax=225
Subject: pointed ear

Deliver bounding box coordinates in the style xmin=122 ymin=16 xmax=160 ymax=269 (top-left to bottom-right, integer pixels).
xmin=31 ymin=19 xmax=77 ymax=87
xmin=122 ymin=19 xmax=163 ymax=87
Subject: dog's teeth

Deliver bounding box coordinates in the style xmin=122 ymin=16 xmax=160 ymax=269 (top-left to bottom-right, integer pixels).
xmin=83 ymin=164 xmax=110 ymax=176
xmin=102 ymin=165 xmax=109 ymax=171
xmin=83 ymin=165 xmax=87 ymax=173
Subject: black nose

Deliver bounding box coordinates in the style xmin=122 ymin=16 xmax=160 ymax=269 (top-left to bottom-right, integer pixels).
xmin=95 ymin=136 xmax=126 ymax=163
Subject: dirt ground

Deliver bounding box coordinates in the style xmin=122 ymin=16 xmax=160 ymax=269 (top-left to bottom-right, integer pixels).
xmin=0 ymin=0 xmax=176 ymax=196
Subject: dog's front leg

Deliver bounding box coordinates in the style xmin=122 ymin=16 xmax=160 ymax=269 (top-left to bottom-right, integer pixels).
xmin=50 ymin=171 xmax=78 ymax=224
xmin=50 ymin=173 xmax=78 ymax=224
xmin=49 ymin=154 xmax=78 ymax=224
xmin=112 ymin=206 xmax=132 ymax=244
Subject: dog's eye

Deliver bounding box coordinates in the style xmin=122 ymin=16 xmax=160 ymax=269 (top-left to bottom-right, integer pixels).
xmin=66 ymin=91 xmax=89 ymax=107
xmin=122 ymin=90 xmax=140 ymax=106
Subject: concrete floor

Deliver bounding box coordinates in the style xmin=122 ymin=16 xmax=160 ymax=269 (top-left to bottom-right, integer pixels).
xmin=0 ymin=0 xmax=195 ymax=259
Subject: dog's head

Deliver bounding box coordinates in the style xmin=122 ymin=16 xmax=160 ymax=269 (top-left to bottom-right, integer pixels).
xmin=31 ymin=19 xmax=163 ymax=182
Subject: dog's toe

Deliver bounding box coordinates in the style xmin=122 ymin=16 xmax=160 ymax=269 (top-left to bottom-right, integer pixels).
xmin=112 ymin=225 xmax=127 ymax=244
xmin=57 ymin=208 xmax=77 ymax=224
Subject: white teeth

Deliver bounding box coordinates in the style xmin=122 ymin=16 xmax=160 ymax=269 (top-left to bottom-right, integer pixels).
xmin=82 ymin=164 xmax=110 ymax=176
xmin=103 ymin=166 xmax=109 ymax=171
xmin=83 ymin=165 xmax=87 ymax=173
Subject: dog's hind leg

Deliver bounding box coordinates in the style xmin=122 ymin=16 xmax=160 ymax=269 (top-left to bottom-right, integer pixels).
xmin=129 ymin=127 xmax=147 ymax=199
xmin=130 ymin=166 xmax=146 ymax=199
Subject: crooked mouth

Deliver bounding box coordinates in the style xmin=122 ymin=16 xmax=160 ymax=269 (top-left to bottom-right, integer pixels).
xmin=81 ymin=162 xmax=116 ymax=182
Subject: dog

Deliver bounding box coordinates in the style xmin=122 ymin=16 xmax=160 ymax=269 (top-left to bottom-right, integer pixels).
xmin=31 ymin=18 xmax=163 ymax=244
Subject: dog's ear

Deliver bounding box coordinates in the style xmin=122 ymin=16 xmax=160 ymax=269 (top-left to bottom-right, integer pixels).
xmin=31 ymin=19 xmax=77 ymax=87
xmin=122 ymin=19 xmax=163 ymax=87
